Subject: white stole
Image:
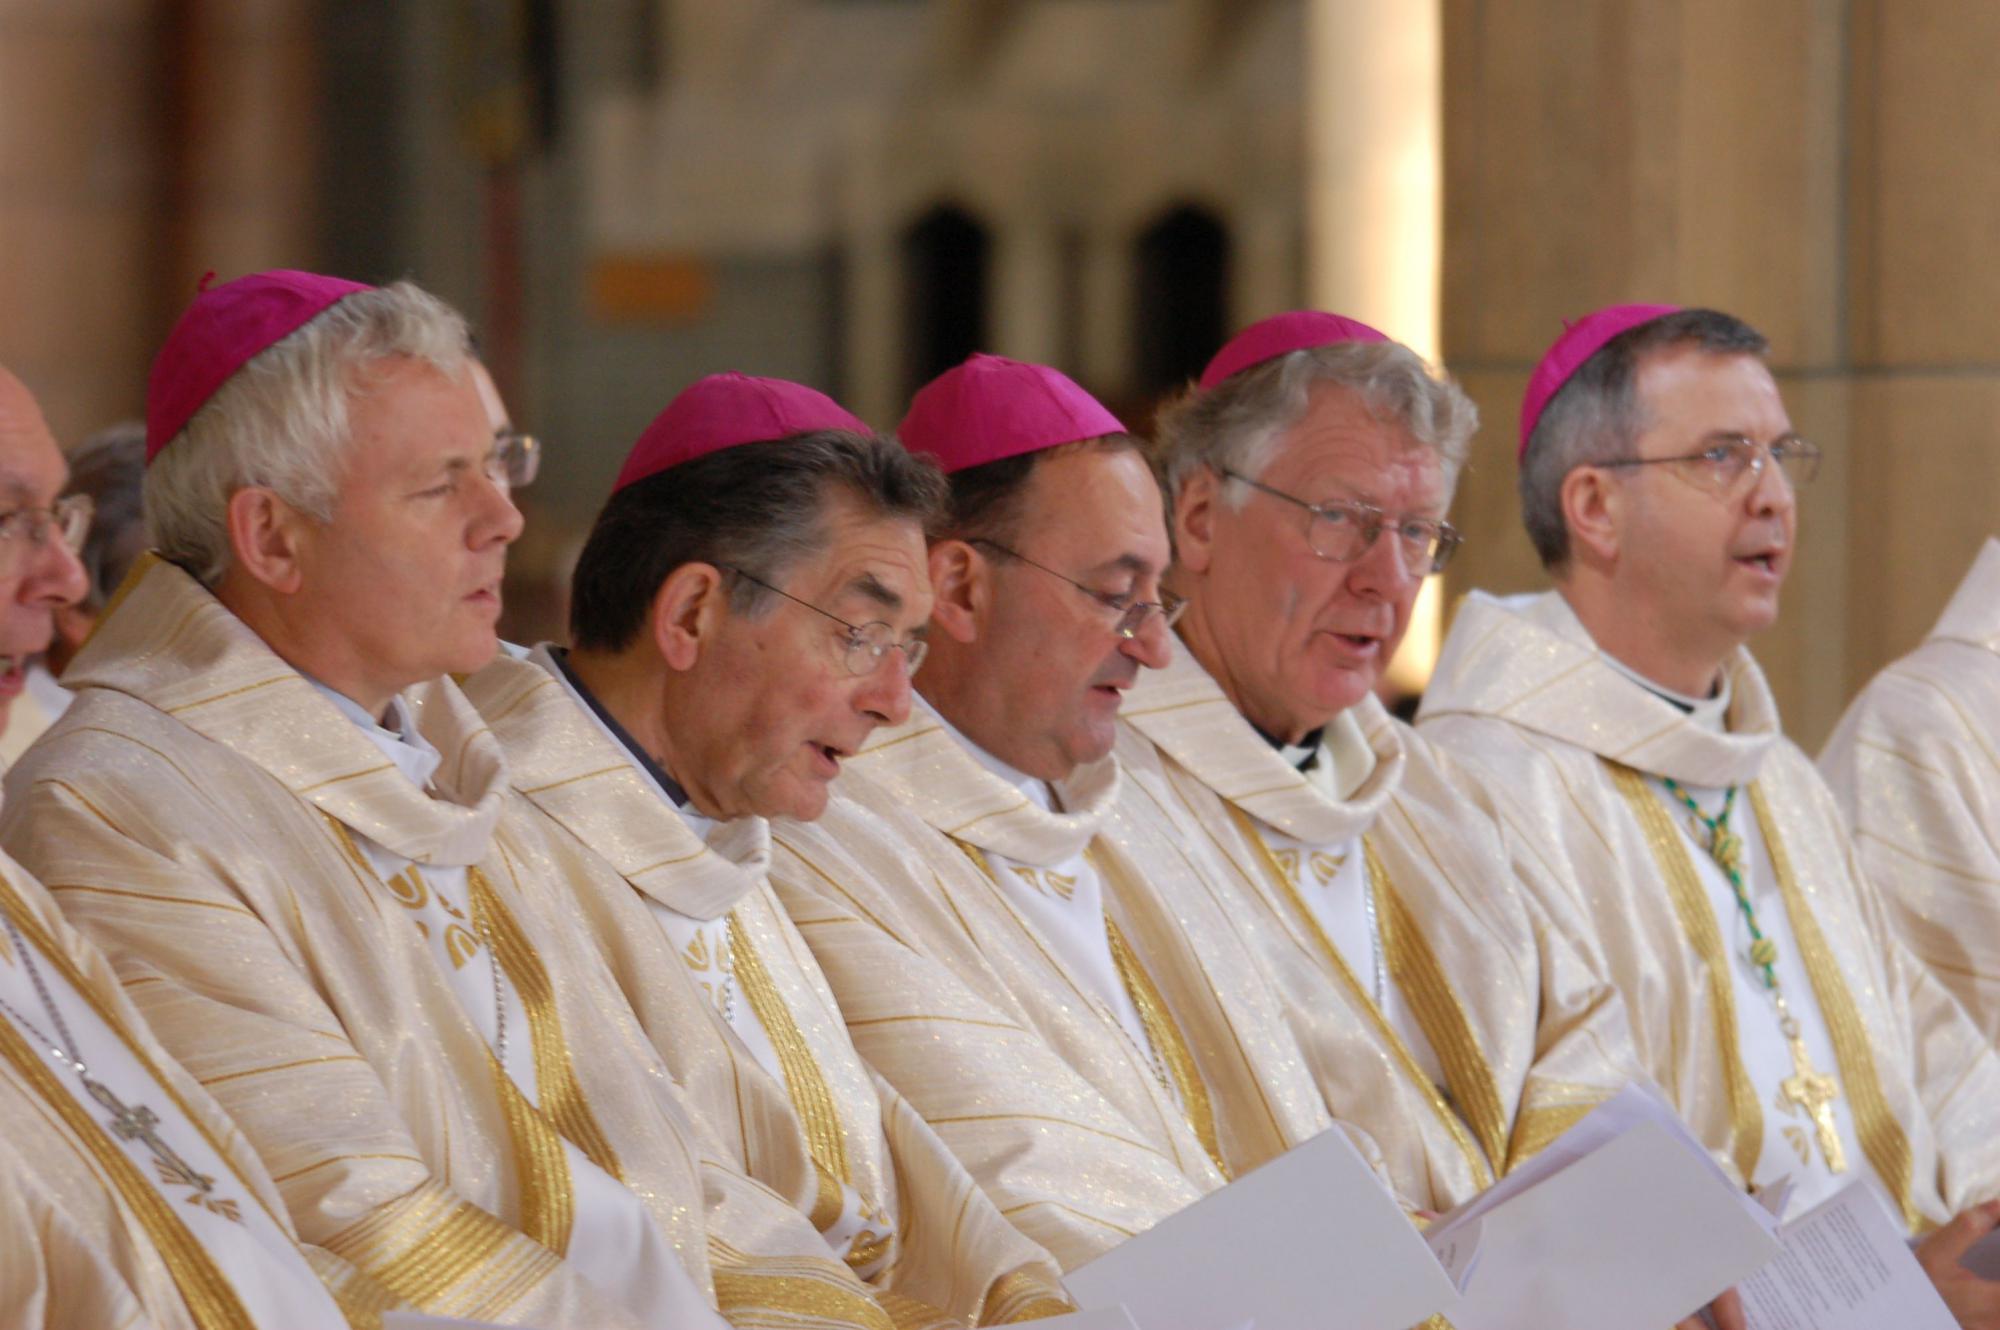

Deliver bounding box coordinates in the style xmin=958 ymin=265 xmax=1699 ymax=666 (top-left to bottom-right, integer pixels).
xmin=0 ymin=923 xmax=349 ymax=1330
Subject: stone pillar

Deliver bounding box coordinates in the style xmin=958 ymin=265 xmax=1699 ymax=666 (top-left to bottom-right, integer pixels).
xmin=1439 ymin=0 xmax=1862 ymax=745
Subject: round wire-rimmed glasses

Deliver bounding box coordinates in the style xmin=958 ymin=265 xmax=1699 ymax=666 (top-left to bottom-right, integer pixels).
xmin=719 ymin=565 xmax=928 ymax=677
xmin=968 ymin=537 xmax=1186 ymax=639
xmin=0 ymin=493 xmax=93 ymax=575
xmin=1595 ymin=434 xmax=1821 ymax=496
xmin=1217 ymin=467 xmax=1462 ymax=574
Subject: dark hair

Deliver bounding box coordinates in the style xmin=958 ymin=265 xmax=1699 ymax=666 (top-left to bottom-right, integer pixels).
xmin=64 ymin=420 xmax=148 ymax=610
xmin=569 ymin=429 xmax=947 ymax=652
xmin=1520 ymin=307 xmax=1769 ymax=569
xmin=933 ymin=434 xmax=1143 ymax=544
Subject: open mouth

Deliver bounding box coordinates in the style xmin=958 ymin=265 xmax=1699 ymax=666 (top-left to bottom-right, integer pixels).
xmin=807 ymin=741 xmax=849 ymax=778
xmin=1734 ymin=552 xmax=1782 ymax=576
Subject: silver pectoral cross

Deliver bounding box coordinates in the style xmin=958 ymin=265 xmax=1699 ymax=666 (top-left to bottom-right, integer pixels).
xmin=83 ymin=1075 xmax=243 ymax=1221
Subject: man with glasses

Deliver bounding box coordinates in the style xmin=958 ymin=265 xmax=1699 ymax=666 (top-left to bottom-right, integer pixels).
xmin=458 ymin=371 xmax=1070 ymax=1324
xmin=769 ymin=354 xmax=1346 ymax=1269
xmin=1419 ymin=305 xmax=2000 ymax=1321
xmin=0 ymin=376 xmax=91 ymax=770
xmin=1113 ymin=310 xmax=1641 ymax=1216
xmin=1 ymin=272 xmax=894 ymax=1328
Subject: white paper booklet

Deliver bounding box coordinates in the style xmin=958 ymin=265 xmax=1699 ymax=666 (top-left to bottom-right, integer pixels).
xmin=1423 ymin=1083 xmax=1782 ymax=1330
xmin=1737 ymin=1180 xmax=1956 ymax=1330
xmin=1063 ymin=1124 xmax=1457 ymax=1330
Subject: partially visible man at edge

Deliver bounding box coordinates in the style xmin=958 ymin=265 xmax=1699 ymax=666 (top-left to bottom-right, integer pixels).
xmin=768 ymin=354 xmax=1353 ymax=1271
xmin=1819 ymin=538 xmax=2000 ymax=1044
xmin=458 ymin=371 xmax=1070 ymax=1325
xmin=1418 ymin=304 xmax=2000 ymax=1328
xmin=0 ymin=270 xmax=904 ymax=1329
xmin=1114 ymin=311 xmax=1639 ymax=1216
xmin=0 ymin=363 xmax=369 ymax=1328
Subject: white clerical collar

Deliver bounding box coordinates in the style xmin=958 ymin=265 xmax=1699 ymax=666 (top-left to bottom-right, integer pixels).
xmin=915 ymin=691 xmax=1056 ymax=813
xmin=306 ymin=677 xmax=442 ymax=791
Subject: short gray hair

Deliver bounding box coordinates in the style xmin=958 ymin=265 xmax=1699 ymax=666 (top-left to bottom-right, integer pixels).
xmin=63 ymin=420 xmax=147 ymax=610
xmin=144 ymin=281 xmax=472 ymax=586
xmin=1519 ymin=308 xmax=1768 ymax=570
xmin=568 ymin=429 xmax=948 ymax=653
xmin=1152 ymin=340 xmax=1478 ymax=507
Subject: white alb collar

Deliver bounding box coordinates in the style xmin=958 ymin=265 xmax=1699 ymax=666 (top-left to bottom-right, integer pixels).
xmin=306 ymin=678 xmax=442 ymax=791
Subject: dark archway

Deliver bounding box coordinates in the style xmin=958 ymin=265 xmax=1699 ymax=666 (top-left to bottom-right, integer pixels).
xmin=1132 ymin=203 xmax=1231 ymax=399
xmin=901 ymin=203 xmax=992 ymax=398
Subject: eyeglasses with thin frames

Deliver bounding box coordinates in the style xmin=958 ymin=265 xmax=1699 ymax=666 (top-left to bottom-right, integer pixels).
xmin=1595 ymin=433 xmax=1820 ymax=496
xmin=968 ymin=537 xmax=1187 ymax=639
xmin=719 ymin=565 xmax=928 ymax=678
xmin=1217 ymin=468 xmax=1462 ymax=574
xmin=0 ymin=494 xmax=92 ymax=574
xmin=486 ymin=431 xmax=541 ymax=490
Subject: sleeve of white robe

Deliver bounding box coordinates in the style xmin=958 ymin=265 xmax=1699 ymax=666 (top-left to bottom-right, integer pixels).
xmin=5 ymin=776 xmax=646 ymax=1330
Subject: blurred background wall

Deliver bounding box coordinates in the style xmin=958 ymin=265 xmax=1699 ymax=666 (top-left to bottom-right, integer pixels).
xmin=3 ymin=0 xmax=1993 ymax=748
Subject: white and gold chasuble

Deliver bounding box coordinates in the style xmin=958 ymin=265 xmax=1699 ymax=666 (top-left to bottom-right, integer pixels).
xmin=1419 ymin=589 xmax=2000 ymax=1228
xmin=1110 ymin=645 xmax=1635 ymax=1211
xmin=0 ymin=557 xmax=887 ymax=1329
xmin=0 ymin=862 xmax=366 ymax=1330
xmin=769 ymin=700 xmax=1355 ymax=1269
xmin=1822 ymin=537 xmax=2000 ymax=1042
xmin=461 ymin=649 xmax=1070 ymax=1326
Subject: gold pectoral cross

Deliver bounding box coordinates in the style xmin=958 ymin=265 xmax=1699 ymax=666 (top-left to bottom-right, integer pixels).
xmin=1778 ymin=1037 xmax=1846 ymax=1174
xmin=84 ymin=1076 xmax=243 ymax=1221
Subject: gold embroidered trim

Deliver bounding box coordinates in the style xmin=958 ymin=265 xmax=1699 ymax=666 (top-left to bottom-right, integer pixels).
xmin=979 ymin=1269 xmax=1074 ymax=1324
xmin=728 ymin=912 xmax=867 ymax=1237
xmin=1227 ymin=803 xmax=1491 ymax=1188
xmin=1103 ymin=915 xmax=1228 ymax=1178
xmin=1608 ymin=762 xmax=1763 ymax=1185
xmin=0 ymin=1014 xmax=257 ymax=1330
xmin=710 ymin=1264 xmax=897 ymax=1330
xmin=1372 ymin=843 xmax=1508 ymax=1181
xmin=470 ymin=866 xmax=622 ymax=1179
xmin=1751 ymin=784 xmax=1920 ymax=1232
xmin=331 ymin=1192 xmax=529 ymax=1313
xmin=1508 ymin=1100 xmax=1598 ymax=1165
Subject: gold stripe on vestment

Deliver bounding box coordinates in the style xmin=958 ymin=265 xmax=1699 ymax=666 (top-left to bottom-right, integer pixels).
xmin=1103 ymin=914 xmax=1228 ymax=1178
xmin=1372 ymin=842 xmax=1509 ymax=1180
xmin=470 ymin=862 xmax=622 ymax=1181
xmin=333 ymin=1193 xmax=522 ymax=1313
xmin=1609 ymin=761 xmax=1764 ymax=1185
xmin=708 ymin=1240 xmax=897 ymax=1330
xmin=728 ymin=912 xmax=871 ymax=1238
xmin=1227 ymin=803 xmax=1492 ymax=1188
xmin=979 ymin=1268 xmax=1075 ymax=1323
xmin=0 ymin=1013 xmax=258 ymax=1330
xmin=1751 ymin=784 xmax=1922 ymax=1233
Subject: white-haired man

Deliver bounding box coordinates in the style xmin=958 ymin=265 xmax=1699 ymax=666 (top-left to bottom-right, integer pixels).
xmin=459 ymin=372 xmax=1070 ymax=1324
xmin=1114 ymin=311 xmax=1639 ymax=1215
xmin=1 ymin=271 xmax=904 ymax=1329
xmin=1419 ymin=304 xmax=2000 ymax=1326
xmin=0 ymin=363 xmax=371 ymax=1328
